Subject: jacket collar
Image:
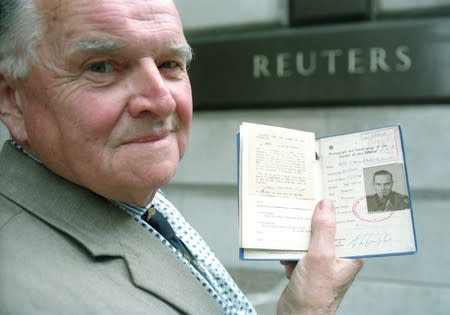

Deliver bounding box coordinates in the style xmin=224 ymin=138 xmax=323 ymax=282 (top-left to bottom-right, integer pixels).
xmin=0 ymin=141 xmax=222 ymax=315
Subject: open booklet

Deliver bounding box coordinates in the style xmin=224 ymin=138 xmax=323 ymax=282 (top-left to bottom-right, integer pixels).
xmin=238 ymin=122 xmax=417 ymax=260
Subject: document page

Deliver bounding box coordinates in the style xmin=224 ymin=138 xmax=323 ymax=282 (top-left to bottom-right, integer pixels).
xmin=239 ymin=122 xmax=317 ymax=251
xmin=318 ymin=126 xmax=416 ymax=257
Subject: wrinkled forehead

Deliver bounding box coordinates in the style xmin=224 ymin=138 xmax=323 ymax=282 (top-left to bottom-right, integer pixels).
xmin=31 ymin=0 xmax=188 ymax=65
xmin=36 ymin=0 xmax=180 ymax=19
xmin=35 ymin=0 xmax=184 ymax=42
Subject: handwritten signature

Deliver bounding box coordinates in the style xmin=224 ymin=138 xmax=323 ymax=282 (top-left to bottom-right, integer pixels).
xmin=348 ymin=231 xmax=392 ymax=249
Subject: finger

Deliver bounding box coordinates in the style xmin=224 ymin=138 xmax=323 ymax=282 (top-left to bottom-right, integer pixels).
xmin=308 ymin=200 xmax=336 ymax=257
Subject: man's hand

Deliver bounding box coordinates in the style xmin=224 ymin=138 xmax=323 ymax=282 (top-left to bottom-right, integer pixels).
xmin=277 ymin=200 xmax=364 ymax=315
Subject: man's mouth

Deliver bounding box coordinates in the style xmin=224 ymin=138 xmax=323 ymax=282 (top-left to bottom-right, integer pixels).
xmin=124 ymin=129 xmax=172 ymax=144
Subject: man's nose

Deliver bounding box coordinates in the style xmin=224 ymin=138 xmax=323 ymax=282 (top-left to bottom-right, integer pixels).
xmin=127 ymin=59 xmax=176 ymax=118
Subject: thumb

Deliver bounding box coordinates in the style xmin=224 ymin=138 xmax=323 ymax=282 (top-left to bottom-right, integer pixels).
xmin=308 ymin=200 xmax=336 ymax=258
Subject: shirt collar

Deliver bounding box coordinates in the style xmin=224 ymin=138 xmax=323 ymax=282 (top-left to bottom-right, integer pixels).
xmin=109 ymin=199 xmax=153 ymax=217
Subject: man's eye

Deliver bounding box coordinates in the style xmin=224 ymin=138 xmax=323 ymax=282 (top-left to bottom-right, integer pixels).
xmin=159 ymin=61 xmax=179 ymax=69
xmin=87 ymin=61 xmax=115 ymax=73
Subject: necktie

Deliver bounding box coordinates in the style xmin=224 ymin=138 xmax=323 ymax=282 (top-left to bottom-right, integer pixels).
xmin=141 ymin=206 xmax=207 ymax=278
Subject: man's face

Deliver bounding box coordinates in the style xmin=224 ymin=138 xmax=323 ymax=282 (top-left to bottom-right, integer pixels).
xmin=373 ymin=174 xmax=393 ymax=198
xmin=10 ymin=0 xmax=192 ymax=205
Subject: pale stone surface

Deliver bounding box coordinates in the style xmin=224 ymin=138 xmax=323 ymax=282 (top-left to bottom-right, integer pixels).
xmin=173 ymin=0 xmax=288 ymax=31
xmin=377 ymin=0 xmax=450 ymax=11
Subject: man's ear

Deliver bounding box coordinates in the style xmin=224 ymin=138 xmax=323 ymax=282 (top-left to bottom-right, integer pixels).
xmin=0 ymin=75 xmax=29 ymax=144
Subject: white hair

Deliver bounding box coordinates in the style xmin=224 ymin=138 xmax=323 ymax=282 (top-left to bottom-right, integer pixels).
xmin=0 ymin=0 xmax=42 ymax=79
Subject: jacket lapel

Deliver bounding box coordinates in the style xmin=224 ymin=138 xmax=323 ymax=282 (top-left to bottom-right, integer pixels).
xmin=0 ymin=142 xmax=222 ymax=315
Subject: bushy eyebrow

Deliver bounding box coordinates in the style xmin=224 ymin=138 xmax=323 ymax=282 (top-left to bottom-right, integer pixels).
xmin=72 ymin=39 xmax=124 ymax=54
xmin=172 ymin=44 xmax=193 ymax=65
xmin=69 ymin=38 xmax=193 ymax=64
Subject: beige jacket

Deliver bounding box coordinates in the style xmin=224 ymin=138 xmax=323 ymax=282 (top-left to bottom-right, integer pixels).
xmin=0 ymin=141 xmax=223 ymax=315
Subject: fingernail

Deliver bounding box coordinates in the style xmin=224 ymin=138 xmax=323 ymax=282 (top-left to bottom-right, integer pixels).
xmin=320 ymin=199 xmax=334 ymax=211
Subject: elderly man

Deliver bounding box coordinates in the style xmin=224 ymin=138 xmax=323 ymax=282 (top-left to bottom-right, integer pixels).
xmin=0 ymin=0 xmax=363 ymax=314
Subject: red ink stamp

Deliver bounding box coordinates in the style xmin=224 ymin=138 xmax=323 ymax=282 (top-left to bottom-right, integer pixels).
xmin=352 ymin=196 xmax=394 ymax=222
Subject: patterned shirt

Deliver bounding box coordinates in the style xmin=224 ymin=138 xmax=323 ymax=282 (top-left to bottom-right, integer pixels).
xmin=112 ymin=192 xmax=256 ymax=315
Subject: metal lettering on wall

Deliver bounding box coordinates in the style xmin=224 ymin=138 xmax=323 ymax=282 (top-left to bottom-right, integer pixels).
xmin=188 ymin=18 xmax=450 ymax=109
xmin=253 ymin=46 xmax=412 ymax=78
